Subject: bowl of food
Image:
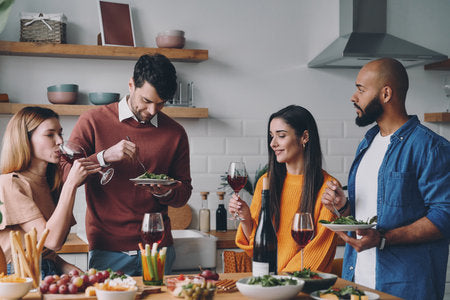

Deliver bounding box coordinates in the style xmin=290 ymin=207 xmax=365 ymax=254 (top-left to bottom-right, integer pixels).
xmin=47 ymin=84 xmax=78 ymax=104
xmin=95 ymin=279 xmax=137 ymax=300
xmin=236 ymin=275 xmax=304 ymax=300
xmin=286 ymin=269 xmax=337 ymax=293
xmin=89 ymin=92 xmax=120 ymax=105
xmin=165 ymin=274 xmax=205 ymax=297
xmin=156 ymin=30 xmax=185 ymax=48
xmin=0 ymin=276 xmax=33 ymax=300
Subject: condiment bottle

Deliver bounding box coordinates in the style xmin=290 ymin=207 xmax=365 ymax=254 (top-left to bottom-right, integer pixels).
xmin=216 ymin=191 xmax=227 ymax=232
xmin=199 ymin=192 xmax=210 ymax=232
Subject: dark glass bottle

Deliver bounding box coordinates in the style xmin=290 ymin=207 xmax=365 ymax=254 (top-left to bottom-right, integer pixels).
xmin=252 ymin=177 xmax=277 ymax=276
xmin=216 ymin=191 xmax=227 ymax=232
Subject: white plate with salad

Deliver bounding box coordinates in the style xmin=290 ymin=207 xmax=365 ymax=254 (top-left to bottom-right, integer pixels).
xmin=319 ymin=216 xmax=377 ymax=232
xmin=130 ymin=172 xmax=178 ymax=185
xmin=310 ymin=287 xmax=379 ymax=299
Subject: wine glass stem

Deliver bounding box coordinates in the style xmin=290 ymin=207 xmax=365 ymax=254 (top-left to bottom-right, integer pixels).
xmin=301 ymin=249 xmax=304 ymax=270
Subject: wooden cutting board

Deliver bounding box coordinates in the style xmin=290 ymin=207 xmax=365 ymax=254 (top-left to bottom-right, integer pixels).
xmin=37 ymin=286 xmax=161 ymax=299
xmin=168 ymin=204 xmax=192 ymax=229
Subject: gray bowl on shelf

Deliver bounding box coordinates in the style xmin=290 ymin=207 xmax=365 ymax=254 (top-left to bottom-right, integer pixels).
xmin=89 ymin=92 xmax=120 ymax=105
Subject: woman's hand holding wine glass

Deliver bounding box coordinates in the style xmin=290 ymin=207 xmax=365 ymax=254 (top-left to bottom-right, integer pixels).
xmin=60 ymin=141 xmax=114 ymax=185
xmin=227 ymin=162 xmax=248 ymax=222
xmin=291 ymin=212 xmax=314 ymax=270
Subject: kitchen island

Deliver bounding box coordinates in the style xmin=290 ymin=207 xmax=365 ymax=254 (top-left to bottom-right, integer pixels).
xmin=25 ymin=272 xmax=401 ymax=299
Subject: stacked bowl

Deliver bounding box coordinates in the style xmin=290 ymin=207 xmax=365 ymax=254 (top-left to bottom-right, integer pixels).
xmin=47 ymin=84 xmax=78 ymax=104
xmin=156 ymin=30 xmax=185 ymax=49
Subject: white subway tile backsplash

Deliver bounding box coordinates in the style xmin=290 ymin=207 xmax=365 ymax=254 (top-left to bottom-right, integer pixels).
xmin=344 ymin=120 xmax=367 ymax=138
xmin=243 ymin=120 xmax=266 ymax=136
xmin=178 ymin=119 xmax=208 ymax=137
xmin=190 ymin=156 xmax=208 ymax=173
xmin=328 ymin=138 xmax=361 ymax=155
xmin=190 ymin=137 xmax=225 ymax=154
xmin=226 ymin=137 xmax=260 ymax=154
xmin=318 ymin=121 xmax=344 ymax=138
xmin=243 ymin=156 xmax=267 ymax=175
xmin=208 ymin=155 xmax=242 ymax=173
xmin=191 ymin=174 xmax=223 ymax=192
xmin=208 ymin=119 xmax=242 ymax=137
xmin=323 ymin=156 xmax=344 ymax=173
xmin=260 ymin=139 xmax=268 ymax=155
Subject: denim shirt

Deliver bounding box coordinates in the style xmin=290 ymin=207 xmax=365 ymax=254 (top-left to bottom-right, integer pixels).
xmin=342 ymin=116 xmax=450 ymax=300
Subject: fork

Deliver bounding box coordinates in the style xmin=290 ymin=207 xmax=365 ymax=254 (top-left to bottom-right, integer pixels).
xmin=126 ymin=136 xmax=147 ymax=173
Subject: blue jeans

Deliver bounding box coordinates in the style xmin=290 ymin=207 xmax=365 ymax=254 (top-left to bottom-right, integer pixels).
xmin=7 ymin=259 xmax=58 ymax=278
xmin=88 ymin=245 xmax=175 ymax=276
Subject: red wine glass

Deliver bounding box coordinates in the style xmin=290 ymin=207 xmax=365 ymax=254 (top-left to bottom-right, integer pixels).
xmin=227 ymin=161 xmax=248 ymax=221
xmin=141 ymin=212 xmax=165 ymax=247
xmin=59 ymin=141 xmax=114 ymax=185
xmin=291 ymin=212 xmax=314 ymax=270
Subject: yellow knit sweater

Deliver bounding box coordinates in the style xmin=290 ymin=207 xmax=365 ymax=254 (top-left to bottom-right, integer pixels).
xmin=235 ymin=171 xmax=338 ymax=273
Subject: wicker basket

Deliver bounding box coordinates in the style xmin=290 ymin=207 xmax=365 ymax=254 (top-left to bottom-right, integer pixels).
xmin=20 ymin=12 xmax=67 ymax=43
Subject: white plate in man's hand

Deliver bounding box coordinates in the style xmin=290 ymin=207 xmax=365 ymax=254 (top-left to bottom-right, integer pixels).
xmin=130 ymin=178 xmax=178 ymax=185
xmin=320 ymin=223 xmax=376 ymax=231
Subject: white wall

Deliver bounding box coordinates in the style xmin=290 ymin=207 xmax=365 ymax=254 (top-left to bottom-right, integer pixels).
xmin=0 ymin=0 xmax=449 ymax=235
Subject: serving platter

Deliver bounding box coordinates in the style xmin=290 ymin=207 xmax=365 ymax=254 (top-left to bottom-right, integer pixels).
xmin=129 ymin=178 xmax=178 ymax=185
xmin=310 ymin=289 xmax=379 ymax=300
xmin=320 ymin=223 xmax=376 ymax=231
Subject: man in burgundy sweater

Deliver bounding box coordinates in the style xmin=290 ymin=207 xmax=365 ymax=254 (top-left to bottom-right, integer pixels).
xmin=60 ymin=54 xmax=192 ymax=275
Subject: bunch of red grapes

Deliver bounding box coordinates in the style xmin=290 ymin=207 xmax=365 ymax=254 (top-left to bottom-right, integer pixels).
xmin=39 ymin=268 xmax=118 ymax=294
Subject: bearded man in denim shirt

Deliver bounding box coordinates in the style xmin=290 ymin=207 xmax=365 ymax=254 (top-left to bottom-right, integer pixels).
xmin=321 ymin=58 xmax=450 ymax=299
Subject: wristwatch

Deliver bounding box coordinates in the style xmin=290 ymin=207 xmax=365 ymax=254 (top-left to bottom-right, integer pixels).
xmin=378 ymin=229 xmax=386 ymax=250
xmin=97 ymin=150 xmax=110 ymax=167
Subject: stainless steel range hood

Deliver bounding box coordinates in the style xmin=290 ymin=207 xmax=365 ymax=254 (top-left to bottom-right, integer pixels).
xmin=308 ymin=0 xmax=447 ymax=68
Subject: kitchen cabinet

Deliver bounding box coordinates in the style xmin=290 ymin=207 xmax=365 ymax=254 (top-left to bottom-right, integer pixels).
xmin=0 ymin=41 xmax=209 ymax=118
xmin=424 ymin=58 xmax=450 ymax=70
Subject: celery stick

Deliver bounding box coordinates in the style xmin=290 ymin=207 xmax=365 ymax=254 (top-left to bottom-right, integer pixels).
xmin=151 ymin=243 xmax=159 ymax=281
xmin=145 ymin=244 xmax=155 ymax=280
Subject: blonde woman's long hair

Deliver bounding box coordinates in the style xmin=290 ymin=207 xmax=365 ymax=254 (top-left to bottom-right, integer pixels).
xmin=0 ymin=106 xmax=62 ymax=193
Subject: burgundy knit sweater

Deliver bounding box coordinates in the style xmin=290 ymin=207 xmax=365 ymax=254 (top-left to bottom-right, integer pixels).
xmin=60 ymin=103 xmax=192 ymax=251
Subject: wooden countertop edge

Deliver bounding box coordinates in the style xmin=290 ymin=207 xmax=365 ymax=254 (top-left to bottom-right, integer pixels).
xmin=57 ymin=233 xmax=89 ymax=254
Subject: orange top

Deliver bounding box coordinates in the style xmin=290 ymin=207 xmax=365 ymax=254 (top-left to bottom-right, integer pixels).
xmin=236 ymin=171 xmax=339 ymax=273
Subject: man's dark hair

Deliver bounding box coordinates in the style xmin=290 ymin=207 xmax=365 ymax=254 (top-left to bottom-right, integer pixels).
xmin=133 ymin=54 xmax=177 ymax=101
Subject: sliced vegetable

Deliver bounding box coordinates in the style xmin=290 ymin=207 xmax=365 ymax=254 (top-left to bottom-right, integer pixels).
xmin=319 ymin=216 xmax=377 ymax=225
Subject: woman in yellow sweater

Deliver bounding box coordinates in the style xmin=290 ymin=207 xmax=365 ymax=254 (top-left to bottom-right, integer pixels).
xmin=229 ymin=105 xmax=341 ymax=273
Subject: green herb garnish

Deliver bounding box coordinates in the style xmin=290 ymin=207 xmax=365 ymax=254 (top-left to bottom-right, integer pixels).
xmin=319 ymin=215 xmax=377 ymax=225
xmin=247 ymin=275 xmax=297 ymax=287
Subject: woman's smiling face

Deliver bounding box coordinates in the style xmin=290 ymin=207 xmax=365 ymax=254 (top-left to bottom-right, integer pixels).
xmin=269 ymin=117 xmax=303 ymax=165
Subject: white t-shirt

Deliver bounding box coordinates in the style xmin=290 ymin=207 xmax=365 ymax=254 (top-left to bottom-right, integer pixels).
xmin=354 ymin=132 xmax=391 ymax=289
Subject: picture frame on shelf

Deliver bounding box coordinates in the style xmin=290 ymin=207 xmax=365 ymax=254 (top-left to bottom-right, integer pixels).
xmin=97 ymin=0 xmax=135 ymax=47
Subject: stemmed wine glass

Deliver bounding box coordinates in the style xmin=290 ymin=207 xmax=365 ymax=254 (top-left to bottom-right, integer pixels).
xmin=59 ymin=141 xmax=114 ymax=185
xmin=141 ymin=212 xmax=165 ymax=247
xmin=291 ymin=212 xmax=314 ymax=270
xmin=227 ymin=161 xmax=248 ymax=221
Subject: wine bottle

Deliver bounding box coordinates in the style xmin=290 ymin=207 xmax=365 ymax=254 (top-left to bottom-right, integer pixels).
xmin=199 ymin=192 xmax=210 ymax=232
xmin=252 ymin=177 xmax=277 ymax=276
xmin=216 ymin=191 xmax=227 ymax=232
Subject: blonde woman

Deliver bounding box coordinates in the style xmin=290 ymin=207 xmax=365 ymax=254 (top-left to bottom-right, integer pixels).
xmin=0 ymin=107 xmax=100 ymax=276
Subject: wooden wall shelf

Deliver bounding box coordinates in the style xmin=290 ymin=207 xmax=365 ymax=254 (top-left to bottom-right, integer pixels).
xmin=0 ymin=40 xmax=208 ymax=62
xmin=424 ymin=112 xmax=450 ymax=123
xmin=424 ymin=59 xmax=450 ymax=70
xmin=0 ymin=103 xmax=208 ymax=118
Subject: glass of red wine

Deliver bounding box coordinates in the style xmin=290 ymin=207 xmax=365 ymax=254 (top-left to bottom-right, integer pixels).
xmin=291 ymin=212 xmax=314 ymax=270
xmin=227 ymin=161 xmax=248 ymax=221
xmin=141 ymin=212 xmax=164 ymax=246
xmin=59 ymin=141 xmax=114 ymax=185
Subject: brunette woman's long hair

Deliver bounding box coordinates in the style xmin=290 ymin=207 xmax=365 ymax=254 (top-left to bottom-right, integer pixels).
xmin=267 ymin=105 xmax=323 ymax=231
xmin=0 ymin=107 xmax=62 ymax=200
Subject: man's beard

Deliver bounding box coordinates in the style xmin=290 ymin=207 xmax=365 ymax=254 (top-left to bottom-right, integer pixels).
xmin=355 ymin=95 xmax=384 ymax=127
